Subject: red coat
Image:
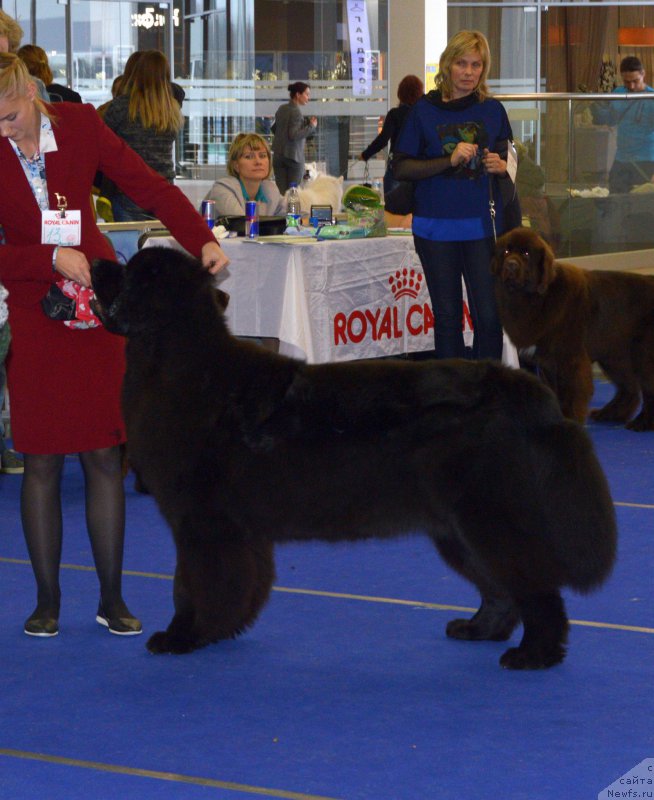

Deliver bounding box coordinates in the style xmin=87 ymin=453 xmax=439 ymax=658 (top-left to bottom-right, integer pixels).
xmin=0 ymin=102 xmax=216 ymax=454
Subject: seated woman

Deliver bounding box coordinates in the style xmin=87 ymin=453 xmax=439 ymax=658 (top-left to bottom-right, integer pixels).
xmin=204 ymin=133 xmax=286 ymax=216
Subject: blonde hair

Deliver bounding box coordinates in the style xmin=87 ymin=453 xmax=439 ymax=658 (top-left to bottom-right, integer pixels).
xmin=435 ymin=30 xmax=492 ymax=102
xmin=0 ymin=10 xmax=23 ymax=53
xmin=227 ymin=133 xmax=272 ymax=178
xmin=17 ymin=44 xmax=53 ymax=85
xmin=121 ymin=50 xmax=182 ymax=134
xmin=0 ymin=52 xmax=53 ymax=121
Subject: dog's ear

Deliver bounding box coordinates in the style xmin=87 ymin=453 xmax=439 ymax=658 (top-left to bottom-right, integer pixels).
xmin=214 ymin=288 xmax=230 ymax=311
xmin=90 ymin=258 xmax=128 ymax=334
xmin=489 ymin=234 xmax=506 ymax=276
xmin=535 ymin=237 xmax=556 ymax=295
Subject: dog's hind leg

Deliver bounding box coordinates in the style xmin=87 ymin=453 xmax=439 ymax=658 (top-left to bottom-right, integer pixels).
xmin=625 ymin=331 xmax=654 ymax=430
xmin=591 ymin=358 xmax=641 ymax=424
xmin=499 ymin=591 xmax=568 ymax=670
xmin=147 ymin=534 xmax=275 ymax=655
xmin=431 ymin=535 xmax=520 ymax=642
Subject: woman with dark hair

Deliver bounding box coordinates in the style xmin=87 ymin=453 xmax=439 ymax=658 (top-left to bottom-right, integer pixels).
xmin=360 ymin=74 xmax=424 ymax=196
xmin=103 ymin=49 xmax=183 ymax=221
xmin=394 ymin=30 xmax=515 ymax=361
xmin=271 ymin=81 xmax=317 ymax=194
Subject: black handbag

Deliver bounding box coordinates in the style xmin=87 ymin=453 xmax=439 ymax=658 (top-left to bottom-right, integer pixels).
xmin=384 ymin=180 xmax=415 ymax=216
xmin=40 ymin=284 xmax=76 ymax=321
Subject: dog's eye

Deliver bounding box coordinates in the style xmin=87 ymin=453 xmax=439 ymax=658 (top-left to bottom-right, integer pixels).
xmin=503 ymin=248 xmax=530 ymax=259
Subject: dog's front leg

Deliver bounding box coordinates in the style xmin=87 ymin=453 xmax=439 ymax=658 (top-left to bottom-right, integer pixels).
xmin=147 ymin=531 xmax=275 ymax=655
xmin=552 ymin=354 xmax=593 ymax=424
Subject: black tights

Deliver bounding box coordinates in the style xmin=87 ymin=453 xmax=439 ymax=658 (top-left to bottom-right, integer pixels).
xmin=21 ymin=446 xmax=128 ymax=619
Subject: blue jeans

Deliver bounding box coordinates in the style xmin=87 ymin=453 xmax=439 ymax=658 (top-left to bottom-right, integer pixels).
xmin=413 ymin=235 xmax=502 ymax=360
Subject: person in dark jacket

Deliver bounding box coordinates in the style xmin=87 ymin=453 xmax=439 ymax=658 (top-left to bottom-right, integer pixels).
xmin=271 ymin=81 xmax=317 ymax=194
xmin=17 ymin=44 xmax=82 ymax=103
xmin=359 ymin=74 xmax=424 ymax=196
xmin=103 ymin=50 xmax=183 ymax=221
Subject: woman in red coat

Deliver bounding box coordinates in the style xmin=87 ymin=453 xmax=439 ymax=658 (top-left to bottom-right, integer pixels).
xmin=0 ymin=53 xmax=229 ymax=638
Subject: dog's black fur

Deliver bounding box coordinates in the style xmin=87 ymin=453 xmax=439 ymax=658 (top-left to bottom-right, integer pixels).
xmin=91 ymin=248 xmax=617 ymax=669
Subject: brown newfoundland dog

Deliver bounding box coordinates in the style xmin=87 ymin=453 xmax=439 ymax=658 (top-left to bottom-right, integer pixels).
xmin=492 ymin=227 xmax=654 ymax=430
xmin=91 ymin=247 xmax=617 ymax=670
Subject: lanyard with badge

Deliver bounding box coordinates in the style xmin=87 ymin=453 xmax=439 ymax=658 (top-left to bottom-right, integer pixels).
xmin=41 ymin=193 xmax=81 ymax=246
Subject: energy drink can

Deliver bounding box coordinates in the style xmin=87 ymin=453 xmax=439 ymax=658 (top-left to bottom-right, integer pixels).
xmin=245 ymin=200 xmax=259 ymax=239
xmin=201 ymin=199 xmax=215 ymax=229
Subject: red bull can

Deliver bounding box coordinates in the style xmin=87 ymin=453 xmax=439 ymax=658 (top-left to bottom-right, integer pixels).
xmin=201 ymin=199 xmax=215 ymax=229
xmin=245 ymin=200 xmax=259 ymax=239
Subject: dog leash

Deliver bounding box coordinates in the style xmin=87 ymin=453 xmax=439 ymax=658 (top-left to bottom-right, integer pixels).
xmin=488 ymin=178 xmax=497 ymax=243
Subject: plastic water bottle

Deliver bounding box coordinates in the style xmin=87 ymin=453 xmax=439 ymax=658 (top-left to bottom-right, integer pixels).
xmin=372 ymin=178 xmax=384 ymax=205
xmin=287 ymin=182 xmax=301 ymax=216
xmin=286 ymin=182 xmax=302 ymax=231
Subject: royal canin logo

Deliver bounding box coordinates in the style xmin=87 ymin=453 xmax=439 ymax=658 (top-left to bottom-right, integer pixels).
xmin=389 ymin=267 xmax=423 ymax=299
xmin=333 ymin=268 xmax=472 ymax=346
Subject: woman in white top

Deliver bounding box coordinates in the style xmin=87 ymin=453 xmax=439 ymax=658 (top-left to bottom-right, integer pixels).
xmin=204 ymin=133 xmax=286 ymax=217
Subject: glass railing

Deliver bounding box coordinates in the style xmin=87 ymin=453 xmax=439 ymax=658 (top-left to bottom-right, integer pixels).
xmin=496 ymin=92 xmax=654 ymax=259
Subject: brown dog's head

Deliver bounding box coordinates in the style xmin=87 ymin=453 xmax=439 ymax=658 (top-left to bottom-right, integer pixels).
xmin=91 ymin=248 xmax=229 ymax=337
xmin=490 ymin=227 xmax=556 ymax=295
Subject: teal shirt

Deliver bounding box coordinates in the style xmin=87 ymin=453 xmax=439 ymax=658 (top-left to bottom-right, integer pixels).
xmin=593 ymin=85 xmax=654 ymax=162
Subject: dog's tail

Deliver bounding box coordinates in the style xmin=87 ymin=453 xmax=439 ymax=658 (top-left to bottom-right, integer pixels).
xmin=538 ymin=420 xmax=617 ymax=592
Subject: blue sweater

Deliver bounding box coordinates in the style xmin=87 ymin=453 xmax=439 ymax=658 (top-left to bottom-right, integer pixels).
xmin=395 ymin=91 xmax=512 ymax=241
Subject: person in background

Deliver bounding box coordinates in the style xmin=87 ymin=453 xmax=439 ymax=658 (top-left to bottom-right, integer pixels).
xmin=112 ymin=51 xmax=185 ymax=110
xmin=0 ymin=9 xmax=22 ymax=55
xmin=394 ymin=30 xmax=514 ymax=361
xmin=0 ymin=11 xmax=48 ymax=100
xmin=203 ymin=133 xmax=286 ymax=216
xmin=0 ymin=11 xmax=26 ymax=475
xmin=591 ymin=56 xmax=654 ymax=193
xmin=0 ymin=280 xmax=22 ymax=475
xmin=103 ymin=49 xmax=183 ymax=221
xmin=0 ymin=52 xmax=228 ymax=639
xmin=271 ymin=81 xmax=317 ymax=195
xmin=17 ymin=44 xmax=82 ymax=103
xmin=359 ymin=74 xmax=424 ymax=196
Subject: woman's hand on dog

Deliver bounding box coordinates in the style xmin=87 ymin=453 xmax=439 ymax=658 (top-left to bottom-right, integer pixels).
xmin=201 ymin=241 xmax=230 ymax=274
xmin=54 ymin=247 xmax=92 ymax=287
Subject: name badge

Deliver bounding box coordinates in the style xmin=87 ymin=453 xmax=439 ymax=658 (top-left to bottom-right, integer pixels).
xmin=41 ymin=210 xmax=82 ymax=246
xmin=506 ymin=141 xmax=518 ymax=183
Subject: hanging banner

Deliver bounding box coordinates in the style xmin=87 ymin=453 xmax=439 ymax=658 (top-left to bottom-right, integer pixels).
xmin=346 ymin=0 xmax=373 ymax=97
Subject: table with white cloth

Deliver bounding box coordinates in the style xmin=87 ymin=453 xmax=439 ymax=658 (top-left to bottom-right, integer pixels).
xmin=140 ymin=233 xmax=518 ymax=366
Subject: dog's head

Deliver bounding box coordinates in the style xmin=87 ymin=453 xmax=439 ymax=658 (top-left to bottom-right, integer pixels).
xmin=91 ymin=247 xmax=229 ymax=337
xmin=490 ymin=227 xmax=556 ymax=295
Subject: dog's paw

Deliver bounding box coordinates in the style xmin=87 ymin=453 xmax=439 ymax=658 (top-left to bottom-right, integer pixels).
xmin=146 ymin=630 xmax=200 ymax=655
xmin=446 ymin=617 xmax=514 ymax=642
xmin=626 ymin=413 xmax=654 ymax=432
xmin=499 ymin=643 xmax=566 ymax=670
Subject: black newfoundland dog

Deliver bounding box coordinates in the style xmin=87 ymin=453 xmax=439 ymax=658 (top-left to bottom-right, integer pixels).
xmin=91 ymin=247 xmax=617 ymax=669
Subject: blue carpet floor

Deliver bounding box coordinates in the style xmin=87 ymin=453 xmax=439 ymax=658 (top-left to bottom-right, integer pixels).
xmin=0 ymin=378 xmax=652 ymax=799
